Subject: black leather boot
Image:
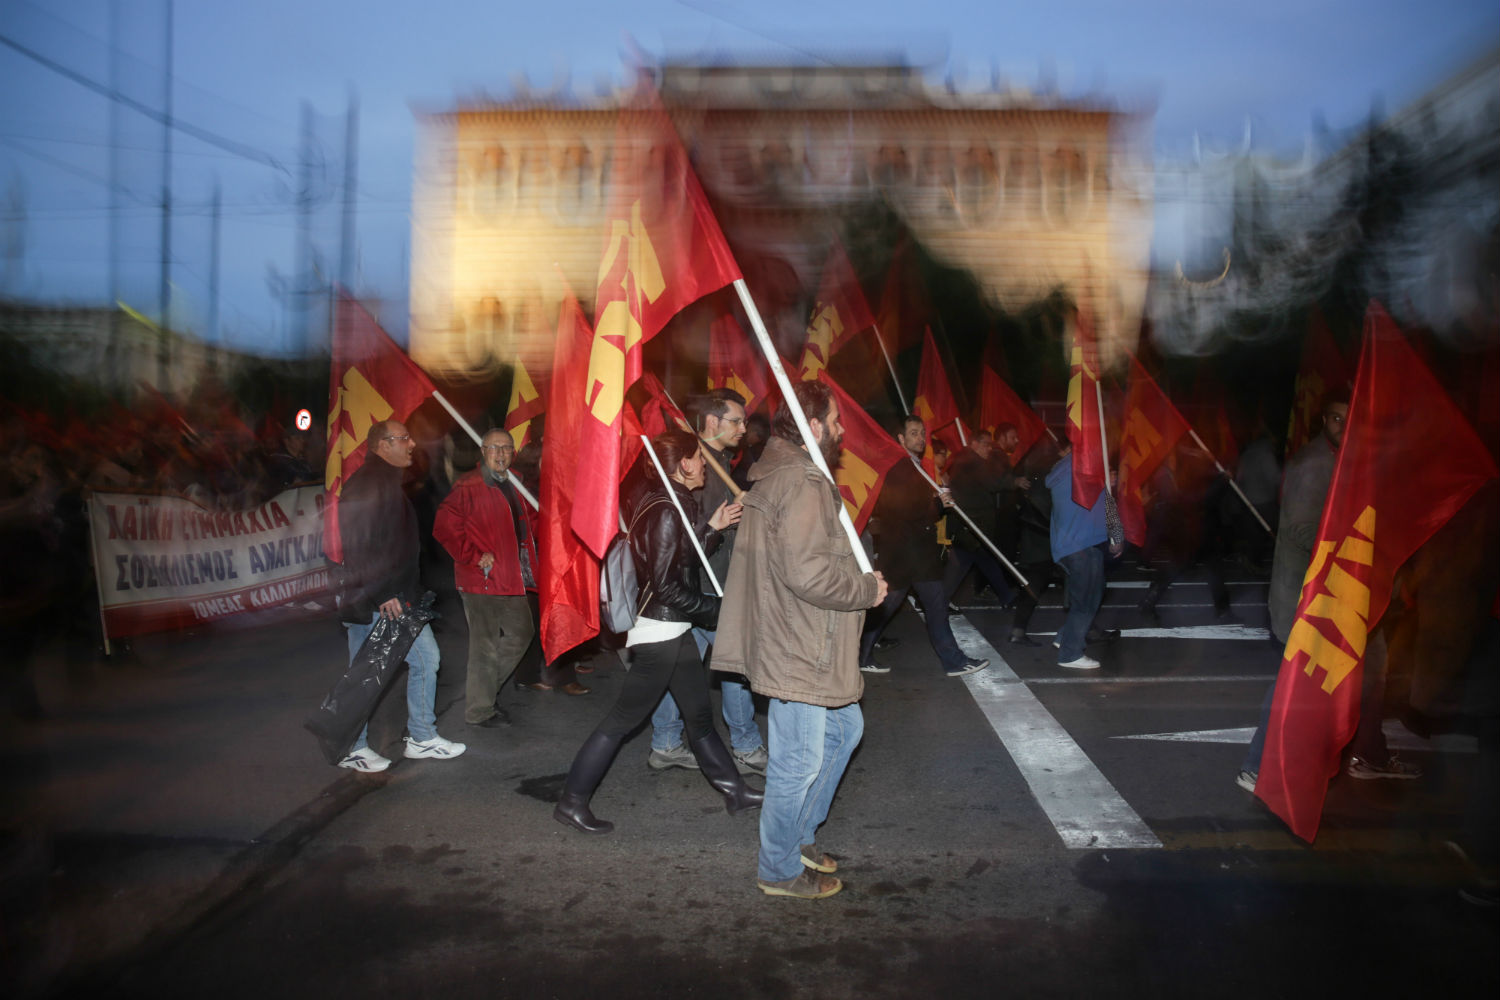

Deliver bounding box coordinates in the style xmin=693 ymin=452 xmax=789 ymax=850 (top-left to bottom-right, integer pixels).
xmin=689 ymin=732 xmax=764 ymax=815
xmin=553 ymin=731 xmax=620 ymax=834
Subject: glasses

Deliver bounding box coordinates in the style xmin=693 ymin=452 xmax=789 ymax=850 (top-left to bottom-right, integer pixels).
xmin=482 ymin=444 xmax=515 ymax=453
xmin=383 ymin=433 xmax=412 ymax=442
xmin=721 ymin=417 xmax=746 ymax=426
xmin=1322 ymin=413 xmax=1346 ymax=425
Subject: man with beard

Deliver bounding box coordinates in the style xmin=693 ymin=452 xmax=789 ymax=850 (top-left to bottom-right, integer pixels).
xmin=714 ymin=380 xmax=887 ymax=898
xmin=649 ymin=389 xmax=769 ymax=775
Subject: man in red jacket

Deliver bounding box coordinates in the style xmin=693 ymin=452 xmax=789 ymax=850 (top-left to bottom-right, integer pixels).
xmin=434 ymin=428 xmax=540 ymax=728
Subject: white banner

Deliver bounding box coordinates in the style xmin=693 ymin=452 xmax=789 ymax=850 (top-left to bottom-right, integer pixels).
xmin=89 ymin=485 xmax=330 ymax=637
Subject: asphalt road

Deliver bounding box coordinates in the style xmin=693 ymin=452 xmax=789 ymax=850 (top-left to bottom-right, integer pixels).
xmin=2 ymin=565 xmax=1494 ymax=999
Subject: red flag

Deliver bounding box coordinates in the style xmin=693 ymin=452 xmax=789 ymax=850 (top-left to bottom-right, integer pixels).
xmin=875 ymin=238 xmax=927 ymax=353
xmin=913 ymin=327 xmax=965 ymax=465
xmin=538 ymin=293 xmax=602 ymax=663
xmin=820 ymin=373 xmax=910 ymax=534
xmin=324 ymin=294 xmax=436 ymax=563
xmin=798 ymin=238 xmax=876 ymax=380
xmin=1066 ymin=308 xmax=1108 ymax=508
xmin=1257 ymin=303 xmax=1499 ymax=841
xmin=1116 ymin=356 xmax=1193 ymax=547
xmin=638 ymin=372 xmax=692 ymax=437
xmin=977 ymin=362 xmax=1046 ymax=461
xmin=1285 ymin=308 xmax=1352 ymax=457
xmin=572 ymin=82 xmax=742 ymax=558
xmin=706 ymin=298 xmax=769 ymax=413
xmin=504 ymin=357 xmax=546 ymax=451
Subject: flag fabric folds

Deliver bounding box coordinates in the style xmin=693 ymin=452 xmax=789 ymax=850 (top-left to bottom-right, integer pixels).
xmin=504 ymin=357 xmax=546 ymax=451
xmin=538 ymin=293 xmax=603 ymax=663
xmin=1066 ymin=308 xmax=1108 ymax=508
xmin=1116 ymin=356 xmax=1193 ymax=547
xmin=1285 ymin=308 xmax=1351 ymax=458
xmin=819 ymin=373 xmax=910 ymax=534
xmin=638 ymin=372 xmax=691 ymax=437
xmin=706 ymin=299 xmax=769 ymax=413
xmin=572 ymin=84 xmax=742 ymax=559
xmin=977 ymin=361 xmax=1046 ymax=461
xmin=798 ymin=239 xmax=876 ymax=381
xmin=324 ymin=294 xmax=436 ymax=563
xmin=913 ymin=326 xmax=965 ymax=464
xmin=1256 ymin=303 xmax=1499 ymax=842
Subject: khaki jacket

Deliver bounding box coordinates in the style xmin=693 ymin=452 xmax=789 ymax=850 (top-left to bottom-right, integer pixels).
xmin=712 ymin=437 xmax=879 ymax=708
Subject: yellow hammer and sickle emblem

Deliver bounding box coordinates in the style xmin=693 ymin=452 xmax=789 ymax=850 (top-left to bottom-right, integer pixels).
xmin=1121 ymin=408 xmax=1163 ymax=474
xmin=325 ymin=367 xmax=394 ymax=491
xmin=587 ymin=200 xmax=665 ymax=425
xmin=835 ymin=449 xmax=879 ymax=520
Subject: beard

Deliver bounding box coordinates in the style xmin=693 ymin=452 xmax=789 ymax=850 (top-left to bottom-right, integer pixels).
xmin=820 ymin=430 xmax=844 ymax=469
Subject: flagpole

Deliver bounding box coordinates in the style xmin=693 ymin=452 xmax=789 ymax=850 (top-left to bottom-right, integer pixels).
xmin=906 ymin=458 xmax=1030 ymax=590
xmin=871 ymin=323 xmax=909 ymax=412
xmin=733 ymin=278 xmax=874 ymax=574
xmin=1094 ymin=379 xmax=1113 ymax=494
xmin=661 ymin=386 xmax=744 ymax=501
xmin=640 ymin=434 xmax=722 ymax=597
xmin=430 ymin=389 xmax=539 ymax=511
xmin=1186 ymin=427 xmax=1275 ymax=537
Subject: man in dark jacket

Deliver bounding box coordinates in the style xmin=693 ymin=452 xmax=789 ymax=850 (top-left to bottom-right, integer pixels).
xmin=335 ymin=420 xmax=466 ymax=771
xmin=858 ymin=415 xmax=988 ymax=678
xmin=942 ymin=428 xmax=1028 ymax=605
xmin=434 ymin=428 xmax=547 ymax=729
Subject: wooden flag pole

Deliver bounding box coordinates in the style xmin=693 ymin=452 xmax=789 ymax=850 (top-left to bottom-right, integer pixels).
xmin=733 ymin=279 xmax=874 ymax=574
xmin=431 ymin=389 xmax=539 ymax=511
xmin=1186 ymin=427 xmax=1275 ymax=537
xmin=641 ymin=434 xmax=722 ymax=597
xmin=871 ymin=323 xmax=909 ymax=412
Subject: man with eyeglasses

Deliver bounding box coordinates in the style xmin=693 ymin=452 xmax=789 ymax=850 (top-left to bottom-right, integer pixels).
xmin=334 ymin=419 xmax=466 ymax=771
xmin=435 ymin=427 xmax=556 ymax=730
xmin=648 ymin=388 xmax=770 ymax=776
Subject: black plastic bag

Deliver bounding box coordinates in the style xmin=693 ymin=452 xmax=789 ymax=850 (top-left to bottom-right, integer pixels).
xmin=305 ymin=592 xmax=440 ymax=765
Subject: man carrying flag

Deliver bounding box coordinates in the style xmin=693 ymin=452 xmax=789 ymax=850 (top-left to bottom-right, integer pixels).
xmin=1252 ymin=304 xmax=1498 ymax=841
xmin=324 ymin=294 xmax=436 ymax=564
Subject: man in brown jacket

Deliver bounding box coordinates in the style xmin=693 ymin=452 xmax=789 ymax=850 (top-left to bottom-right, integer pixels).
xmin=714 ymin=380 xmax=887 ymax=899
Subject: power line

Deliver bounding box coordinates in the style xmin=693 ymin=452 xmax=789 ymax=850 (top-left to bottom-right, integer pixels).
xmin=0 ymin=30 xmax=289 ymax=174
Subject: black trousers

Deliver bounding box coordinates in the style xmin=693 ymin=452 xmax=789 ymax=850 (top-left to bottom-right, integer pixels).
xmin=592 ymin=631 xmax=714 ymax=742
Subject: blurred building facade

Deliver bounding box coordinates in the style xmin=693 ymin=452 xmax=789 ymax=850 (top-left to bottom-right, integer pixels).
xmin=409 ymin=62 xmax=1153 ymax=377
xmin=1149 ymin=45 xmax=1499 ymax=356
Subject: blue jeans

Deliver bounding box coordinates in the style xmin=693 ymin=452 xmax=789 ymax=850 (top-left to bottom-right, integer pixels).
xmin=344 ymin=613 xmax=440 ymax=749
xmin=1056 ymin=546 xmax=1105 ymax=662
xmin=859 ymin=578 xmax=967 ymax=671
xmin=759 ymin=699 xmax=863 ymax=882
xmin=651 ymin=627 xmax=761 ymax=752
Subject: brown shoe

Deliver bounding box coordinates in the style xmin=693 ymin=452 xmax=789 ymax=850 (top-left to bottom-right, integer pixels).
xmin=573 ymin=663 xmax=594 ymax=675
xmin=757 ymin=871 xmax=842 ymax=899
xmin=516 ymin=681 xmax=553 ymax=692
xmin=560 ymin=681 xmax=591 ymax=696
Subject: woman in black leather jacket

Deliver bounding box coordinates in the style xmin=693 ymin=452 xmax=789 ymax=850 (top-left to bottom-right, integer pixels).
xmin=555 ymin=429 xmax=762 ymax=834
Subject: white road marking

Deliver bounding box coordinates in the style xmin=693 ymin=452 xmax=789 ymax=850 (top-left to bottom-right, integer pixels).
xmin=1021 ymin=625 xmax=1269 ymax=641
xmin=1114 ymin=721 xmax=1477 ymax=754
xmin=950 ymin=617 xmax=1162 ymax=850
xmin=1027 ymin=674 xmax=1275 ymax=685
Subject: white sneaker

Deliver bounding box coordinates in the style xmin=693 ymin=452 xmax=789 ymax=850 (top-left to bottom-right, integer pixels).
xmin=1058 ymin=655 xmax=1100 ymax=670
xmin=338 ymin=747 xmax=391 ymax=772
xmin=403 ymin=735 xmax=467 ymax=760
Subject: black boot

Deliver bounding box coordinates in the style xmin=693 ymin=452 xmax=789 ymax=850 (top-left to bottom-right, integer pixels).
xmin=554 ymin=731 xmax=620 ymax=834
xmin=690 ymin=732 xmax=764 ymax=815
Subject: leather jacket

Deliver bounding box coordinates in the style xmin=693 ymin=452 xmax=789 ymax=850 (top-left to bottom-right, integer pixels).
xmin=630 ymin=480 xmax=721 ymax=629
